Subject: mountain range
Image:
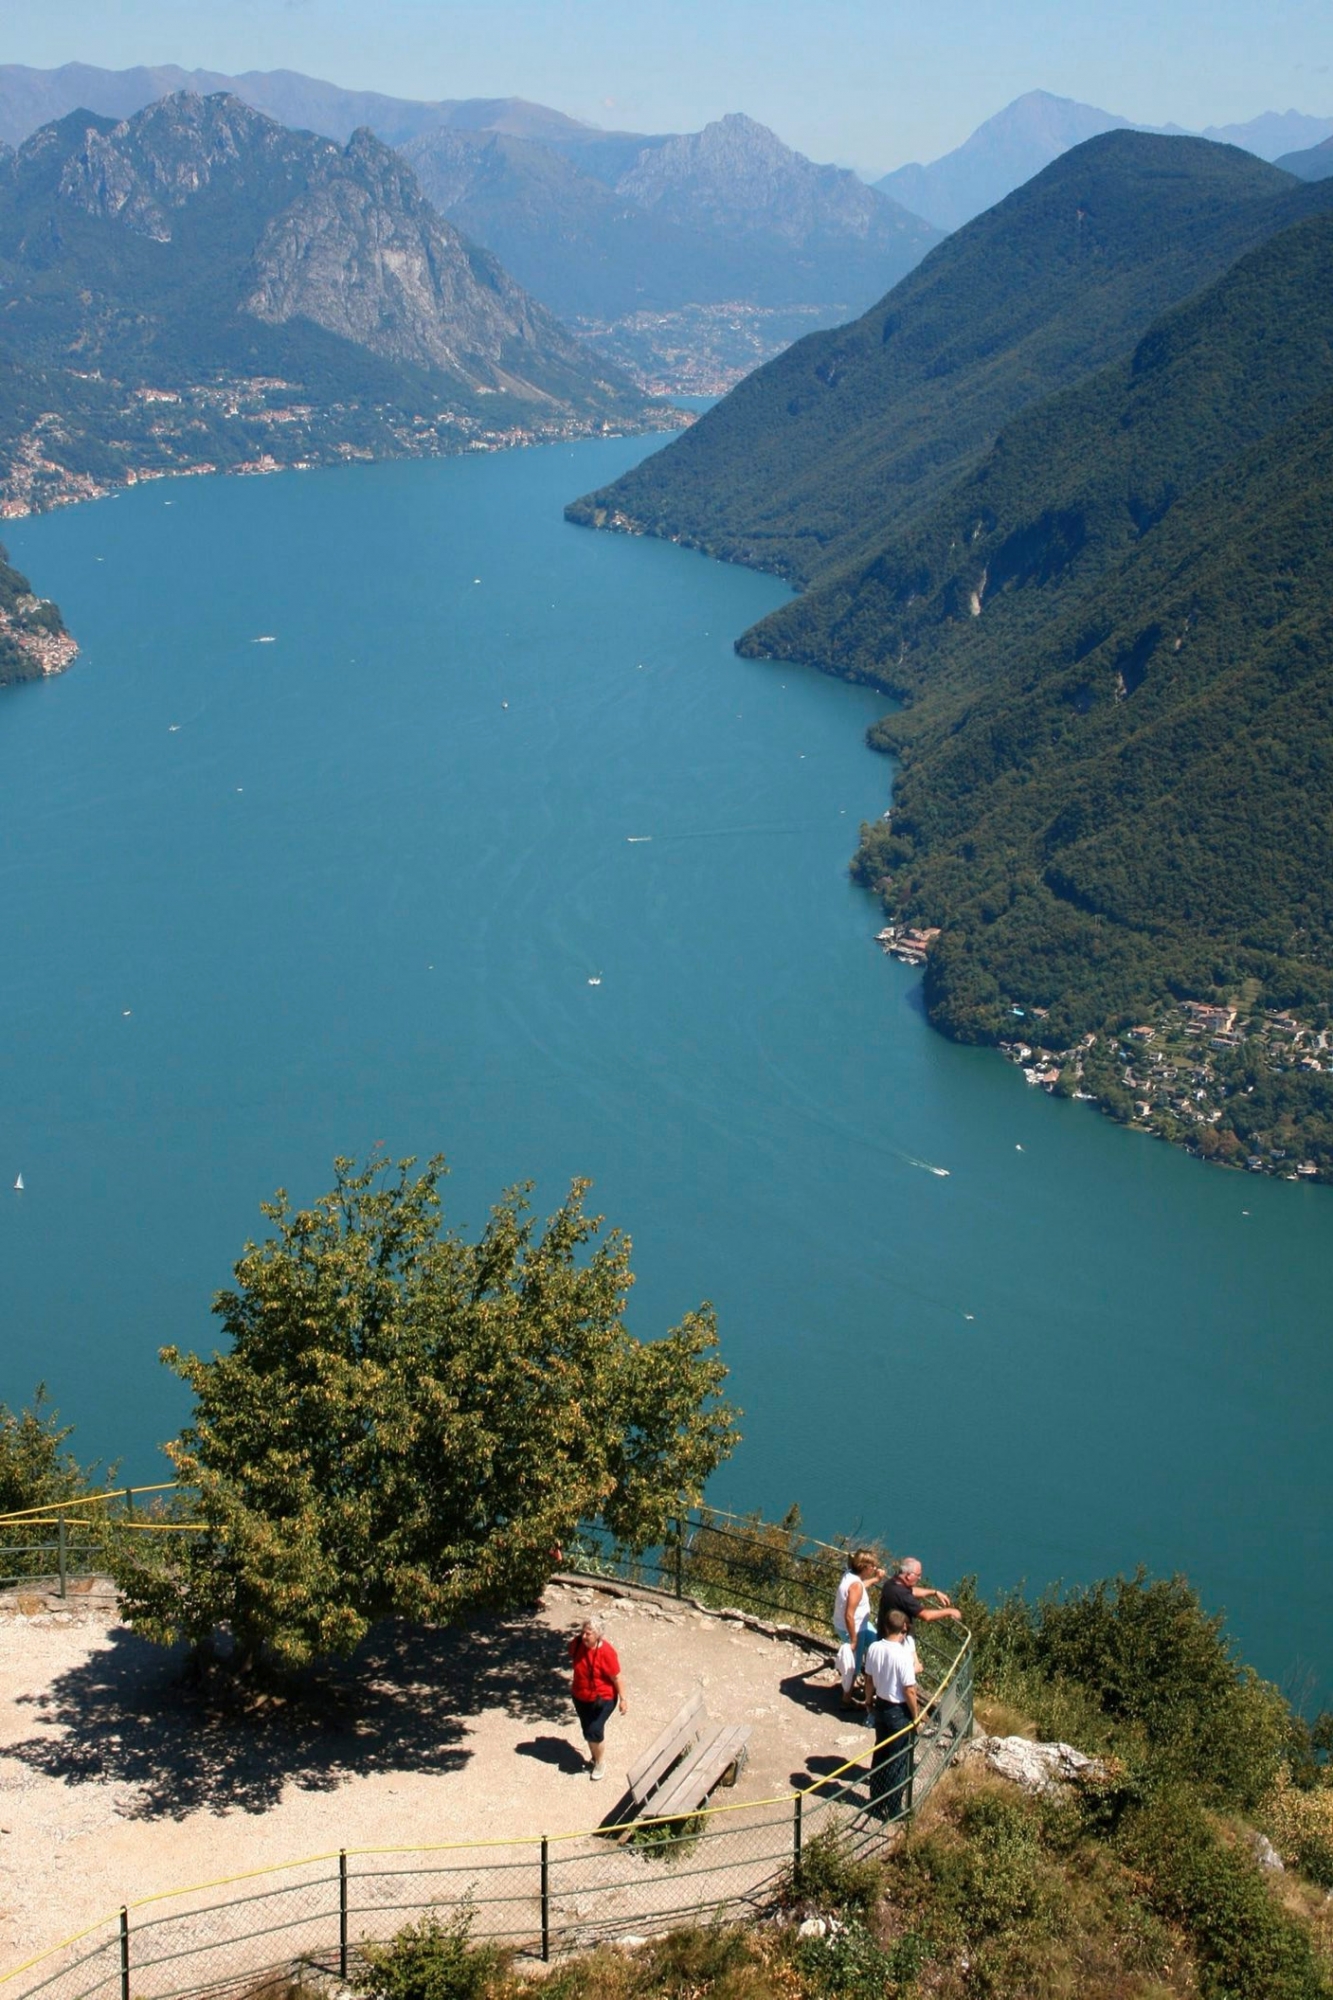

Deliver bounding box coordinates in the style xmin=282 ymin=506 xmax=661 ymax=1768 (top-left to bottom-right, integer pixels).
xmin=0 ymin=92 xmax=659 ymax=518
xmin=876 ymin=90 xmax=1333 ymax=231
xmin=0 ymin=64 xmax=608 ymax=152
xmin=0 ymin=67 xmax=943 ymax=391
xmin=568 ymin=136 xmax=1324 ymax=585
xmin=401 ymin=112 xmax=940 ymax=385
xmin=567 ymin=130 xmax=1333 ymax=1166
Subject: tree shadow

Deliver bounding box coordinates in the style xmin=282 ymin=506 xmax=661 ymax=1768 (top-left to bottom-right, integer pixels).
xmin=7 ymin=1611 xmax=572 ymax=1821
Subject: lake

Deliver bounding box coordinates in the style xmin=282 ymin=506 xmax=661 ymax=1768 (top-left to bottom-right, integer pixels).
xmin=2 ymin=438 xmax=1330 ymax=1702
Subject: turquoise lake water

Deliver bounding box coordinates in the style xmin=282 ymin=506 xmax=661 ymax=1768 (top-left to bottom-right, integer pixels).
xmin=2 ymin=438 xmax=1329 ymax=1700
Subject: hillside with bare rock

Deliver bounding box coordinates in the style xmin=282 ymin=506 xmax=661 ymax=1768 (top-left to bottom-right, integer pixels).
xmin=0 ymin=91 xmax=661 ymax=518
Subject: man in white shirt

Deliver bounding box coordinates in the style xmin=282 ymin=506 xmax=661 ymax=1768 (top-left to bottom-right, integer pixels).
xmin=863 ymin=1607 xmax=918 ymax=1820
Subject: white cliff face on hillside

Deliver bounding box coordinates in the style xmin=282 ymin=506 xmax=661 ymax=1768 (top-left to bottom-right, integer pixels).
xmin=244 ymin=128 xmax=587 ymax=397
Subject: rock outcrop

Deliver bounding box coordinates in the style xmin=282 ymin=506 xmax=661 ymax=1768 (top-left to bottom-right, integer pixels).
xmin=957 ymin=1734 xmax=1112 ymax=1795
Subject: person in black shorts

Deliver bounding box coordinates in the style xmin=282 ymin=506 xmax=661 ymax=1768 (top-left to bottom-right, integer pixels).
xmin=568 ymin=1616 xmax=628 ymax=1780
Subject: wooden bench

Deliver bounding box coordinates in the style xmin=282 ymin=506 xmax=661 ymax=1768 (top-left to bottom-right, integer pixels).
xmin=615 ymin=1690 xmax=752 ymax=1829
xmin=642 ymin=1720 xmax=752 ymax=1822
xmin=623 ymin=1689 xmax=706 ymax=1821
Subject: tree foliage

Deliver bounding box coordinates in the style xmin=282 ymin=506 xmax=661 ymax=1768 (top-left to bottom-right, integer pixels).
xmin=118 ymin=1157 xmax=738 ymax=1669
xmin=0 ymin=1385 xmax=101 ymax=1516
xmin=959 ymin=1569 xmax=1295 ymax=1810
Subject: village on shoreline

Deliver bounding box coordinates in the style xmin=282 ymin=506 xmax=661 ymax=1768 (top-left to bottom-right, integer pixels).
xmin=874 ymin=926 xmax=1331 ymax=1181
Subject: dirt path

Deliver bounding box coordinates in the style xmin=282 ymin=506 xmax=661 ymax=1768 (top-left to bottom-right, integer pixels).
xmin=0 ymin=1578 xmax=869 ymax=1974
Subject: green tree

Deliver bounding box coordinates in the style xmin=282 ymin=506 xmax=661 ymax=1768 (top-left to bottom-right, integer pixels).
xmin=118 ymin=1157 xmax=738 ymax=1672
xmin=0 ymin=1386 xmax=101 ymax=1516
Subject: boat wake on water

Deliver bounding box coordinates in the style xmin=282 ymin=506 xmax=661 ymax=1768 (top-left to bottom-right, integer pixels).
xmin=904 ymin=1155 xmax=951 ymax=1177
xmin=626 ymin=820 xmax=826 ymax=845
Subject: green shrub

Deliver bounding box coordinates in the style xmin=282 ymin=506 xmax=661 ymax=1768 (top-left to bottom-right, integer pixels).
xmin=1264 ymin=1774 xmax=1333 ymax=1889
xmin=960 ymin=1570 xmax=1291 ymax=1807
xmin=784 ymin=1827 xmax=884 ymax=1914
xmin=0 ymin=1387 xmax=100 ymax=1517
xmin=1122 ymin=1790 xmax=1333 ymax=2000
xmin=794 ymin=1918 xmax=927 ymax=2000
xmin=640 ymin=1924 xmax=778 ymax=2000
xmin=626 ymin=1810 xmax=705 ymax=1862
xmin=679 ymin=1507 xmax=854 ymax=1633
xmin=353 ymin=1906 xmax=504 ymax=2000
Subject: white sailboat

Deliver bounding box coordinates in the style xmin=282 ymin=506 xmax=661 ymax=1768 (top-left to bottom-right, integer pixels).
xmin=13 ymin=1173 xmax=23 ymax=1191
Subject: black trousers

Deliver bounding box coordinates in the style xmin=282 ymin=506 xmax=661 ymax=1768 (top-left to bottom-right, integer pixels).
xmin=870 ymin=1700 xmax=914 ymax=1819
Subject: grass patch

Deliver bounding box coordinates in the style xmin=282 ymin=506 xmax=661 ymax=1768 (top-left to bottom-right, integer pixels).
xmin=626 ymin=1810 xmax=707 ymax=1862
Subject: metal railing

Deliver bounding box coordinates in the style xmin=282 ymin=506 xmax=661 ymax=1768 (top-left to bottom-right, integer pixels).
xmin=0 ymin=1508 xmax=973 ymax=2000
xmin=0 ymin=1486 xmax=200 ymax=1596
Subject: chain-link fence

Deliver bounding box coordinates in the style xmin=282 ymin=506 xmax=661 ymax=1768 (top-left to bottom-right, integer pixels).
xmin=0 ymin=1487 xmax=198 ymax=1594
xmin=0 ymin=1514 xmax=973 ymax=2000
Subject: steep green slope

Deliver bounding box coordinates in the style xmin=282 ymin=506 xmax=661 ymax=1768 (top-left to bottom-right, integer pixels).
xmin=567 ymin=135 xmax=1321 ymax=587
xmin=826 ymin=213 xmax=1333 ymax=1042
xmin=860 ymin=395 xmax=1333 ymax=1025
xmin=745 ymin=210 xmax=1333 ymax=685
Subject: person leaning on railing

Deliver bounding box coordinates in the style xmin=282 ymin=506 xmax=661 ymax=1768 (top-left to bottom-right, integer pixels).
xmin=877 ymin=1556 xmax=962 ymax=1632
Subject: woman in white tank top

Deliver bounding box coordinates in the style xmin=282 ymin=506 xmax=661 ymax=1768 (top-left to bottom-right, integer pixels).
xmin=832 ymin=1550 xmax=883 ymax=1705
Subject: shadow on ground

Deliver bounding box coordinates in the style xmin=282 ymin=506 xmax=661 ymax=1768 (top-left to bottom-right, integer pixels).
xmin=7 ymin=1614 xmax=571 ymax=1820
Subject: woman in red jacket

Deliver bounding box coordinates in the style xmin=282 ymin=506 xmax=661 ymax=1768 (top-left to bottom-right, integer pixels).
xmin=568 ymin=1616 xmax=628 ymax=1780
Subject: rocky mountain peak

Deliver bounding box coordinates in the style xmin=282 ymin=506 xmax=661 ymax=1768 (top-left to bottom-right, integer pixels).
xmin=51 ymin=91 xmax=321 ymax=240
xmin=617 ymin=111 xmax=916 ymax=246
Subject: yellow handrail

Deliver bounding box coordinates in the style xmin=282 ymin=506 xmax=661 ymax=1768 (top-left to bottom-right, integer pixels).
xmin=0 ymin=1615 xmax=970 ymax=1989
xmin=0 ymin=1483 xmax=180 ymax=1526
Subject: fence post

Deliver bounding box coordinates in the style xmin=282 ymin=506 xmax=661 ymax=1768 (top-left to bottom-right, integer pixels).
xmin=119 ymin=1907 xmax=130 ymax=2000
xmin=540 ymin=1836 xmax=550 ymax=1963
xmin=792 ymin=1790 xmax=803 ymax=1884
xmin=673 ymin=1517 xmax=684 ymax=1599
xmin=57 ymin=1514 xmax=67 ymax=1599
xmin=339 ymin=1850 xmax=348 ymax=1979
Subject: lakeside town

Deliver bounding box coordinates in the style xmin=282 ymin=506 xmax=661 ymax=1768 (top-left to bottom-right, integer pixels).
xmin=874 ymin=925 xmax=1332 ymax=1181
xmin=0 ymin=375 xmax=677 ymax=524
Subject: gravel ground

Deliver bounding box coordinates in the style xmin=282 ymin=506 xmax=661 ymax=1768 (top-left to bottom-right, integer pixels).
xmin=0 ymin=1577 xmax=868 ymax=1975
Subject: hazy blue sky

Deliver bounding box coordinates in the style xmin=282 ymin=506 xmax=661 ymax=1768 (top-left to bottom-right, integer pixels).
xmin=5 ymin=0 xmax=1332 ymax=173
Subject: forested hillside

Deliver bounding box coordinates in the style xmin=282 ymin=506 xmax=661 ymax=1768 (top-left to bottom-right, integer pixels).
xmin=836 ymin=219 xmax=1333 ymax=1167
xmin=746 ymin=210 xmax=1333 ymax=687
xmin=567 ymin=135 xmax=1326 ymax=585
xmin=570 ymin=133 xmax=1333 ymax=1174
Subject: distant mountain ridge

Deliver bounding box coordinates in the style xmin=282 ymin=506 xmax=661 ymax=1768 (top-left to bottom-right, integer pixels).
xmin=876 ymin=90 xmax=1333 ymax=231
xmin=0 ymin=63 xmax=608 ymax=150
xmin=1275 ymin=133 xmax=1333 ymax=180
xmin=0 ymin=92 xmax=658 ymax=517
xmin=402 ymin=111 xmax=940 ymax=330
